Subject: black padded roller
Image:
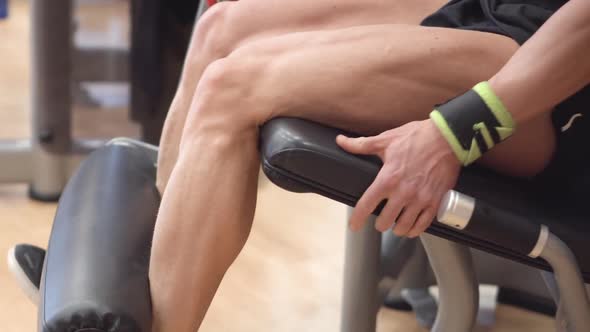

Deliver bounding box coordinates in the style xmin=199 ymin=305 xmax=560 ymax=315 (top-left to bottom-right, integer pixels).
xmin=39 ymin=139 xmax=159 ymax=332
xmin=259 ymin=117 xmax=590 ymax=282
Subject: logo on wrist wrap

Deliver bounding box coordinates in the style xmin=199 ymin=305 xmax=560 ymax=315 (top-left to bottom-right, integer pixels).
xmin=430 ymin=82 xmax=515 ymax=166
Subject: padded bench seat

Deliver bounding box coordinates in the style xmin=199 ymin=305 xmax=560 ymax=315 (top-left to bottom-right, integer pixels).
xmin=259 ymin=117 xmax=590 ymax=282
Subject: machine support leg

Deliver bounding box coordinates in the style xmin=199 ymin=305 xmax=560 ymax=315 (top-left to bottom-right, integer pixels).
xmin=420 ymin=234 xmax=478 ymax=332
xmin=341 ymin=210 xmax=381 ymax=332
xmin=539 ymin=233 xmax=590 ymax=332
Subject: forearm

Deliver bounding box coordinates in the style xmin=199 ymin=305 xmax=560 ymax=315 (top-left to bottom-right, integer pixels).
xmin=489 ymin=0 xmax=590 ymax=123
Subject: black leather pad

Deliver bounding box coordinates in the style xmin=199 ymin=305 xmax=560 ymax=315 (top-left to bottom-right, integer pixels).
xmin=259 ymin=117 xmax=590 ymax=282
xmin=39 ymin=139 xmax=159 ymax=332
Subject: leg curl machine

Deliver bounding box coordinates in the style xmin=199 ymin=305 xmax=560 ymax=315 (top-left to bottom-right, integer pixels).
xmin=38 ymin=117 xmax=590 ymax=331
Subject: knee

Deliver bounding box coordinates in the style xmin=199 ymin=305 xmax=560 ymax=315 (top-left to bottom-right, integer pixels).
xmin=182 ymin=56 xmax=273 ymax=138
xmin=191 ymin=3 xmax=239 ymax=59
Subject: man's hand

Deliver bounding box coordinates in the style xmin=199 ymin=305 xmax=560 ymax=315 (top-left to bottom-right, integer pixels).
xmin=336 ymin=119 xmax=461 ymax=237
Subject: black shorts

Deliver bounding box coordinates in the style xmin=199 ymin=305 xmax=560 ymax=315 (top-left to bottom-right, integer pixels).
xmin=421 ymin=0 xmax=590 ymax=206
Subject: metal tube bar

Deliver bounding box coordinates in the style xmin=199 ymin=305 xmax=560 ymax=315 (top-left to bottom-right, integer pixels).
xmin=73 ymin=49 xmax=129 ymax=82
xmin=30 ymin=0 xmax=73 ymax=154
xmin=540 ymin=233 xmax=590 ymax=332
xmin=420 ymin=233 xmax=478 ymax=332
xmin=30 ymin=146 xmax=68 ymax=201
xmin=30 ymin=0 xmax=73 ymax=198
xmin=341 ymin=210 xmax=381 ymax=332
xmin=0 ymin=140 xmax=33 ymax=183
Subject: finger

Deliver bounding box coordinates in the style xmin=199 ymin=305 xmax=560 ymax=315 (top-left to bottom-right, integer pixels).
xmin=349 ymin=182 xmax=387 ymax=232
xmin=375 ymin=197 xmax=405 ymax=232
xmin=336 ymin=135 xmax=380 ymax=155
xmin=405 ymin=187 xmax=448 ymax=238
xmin=393 ymin=204 xmax=422 ymax=237
xmin=407 ymin=208 xmax=436 ymax=238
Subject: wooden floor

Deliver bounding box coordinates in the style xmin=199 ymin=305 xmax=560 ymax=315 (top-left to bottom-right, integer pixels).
xmin=0 ymin=1 xmax=553 ymax=331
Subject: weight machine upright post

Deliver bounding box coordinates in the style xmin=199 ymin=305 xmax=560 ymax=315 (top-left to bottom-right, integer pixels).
xmin=29 ymin=0 xmax=73 ymax=200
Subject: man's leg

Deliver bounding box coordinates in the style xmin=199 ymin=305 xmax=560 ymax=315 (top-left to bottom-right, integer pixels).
xmin=150 ymin=24 xmax=555 ymax=331
xmin=156 ymin=0 xmax=449 ymax=193
xmin=5 ymin=0 xmax=448 ymax=307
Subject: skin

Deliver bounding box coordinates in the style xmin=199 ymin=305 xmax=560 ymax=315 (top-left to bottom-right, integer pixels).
xmin=150 ymin=0 xmax=590 ymax=331
xmin=336 ymin=120 xmax=461 ymax=237
xmin=156 ymin=0 xmax=450 ymax=193
xmin=338 ymin=0 xmax=590 ymax=235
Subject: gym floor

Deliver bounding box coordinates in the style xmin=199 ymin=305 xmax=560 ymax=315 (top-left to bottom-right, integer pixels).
xmin=0 ymin=1 xmax=553 ymax=331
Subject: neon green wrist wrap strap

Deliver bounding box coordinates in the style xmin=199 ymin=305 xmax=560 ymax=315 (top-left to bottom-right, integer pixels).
xmin=429 ymin=81 xmax=516 ymax=166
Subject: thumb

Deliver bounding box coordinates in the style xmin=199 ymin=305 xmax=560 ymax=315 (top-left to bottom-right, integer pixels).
xmin=336 ymin=135 xmax=379 ymax=155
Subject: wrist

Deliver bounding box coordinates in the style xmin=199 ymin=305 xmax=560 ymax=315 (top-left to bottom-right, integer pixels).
xmin=425 ymin=119 xmax=462 ymax=168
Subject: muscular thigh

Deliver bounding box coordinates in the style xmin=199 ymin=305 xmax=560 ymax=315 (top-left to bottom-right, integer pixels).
xmin=225 ymin=24 xmax=554 ymax=176
xmin=220 ymin=0 xmax=448 ymax=49
xmin=231 ymin=24 xmax=518 ymax=131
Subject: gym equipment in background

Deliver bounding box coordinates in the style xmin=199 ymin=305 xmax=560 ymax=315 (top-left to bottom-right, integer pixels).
xmin=0 ymin=0 xmax=197 ymax=201
xmin=0 ymin=0 xmax=125 ymax=201
xmin=130 ymin=0 xmax=199 ymax=144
